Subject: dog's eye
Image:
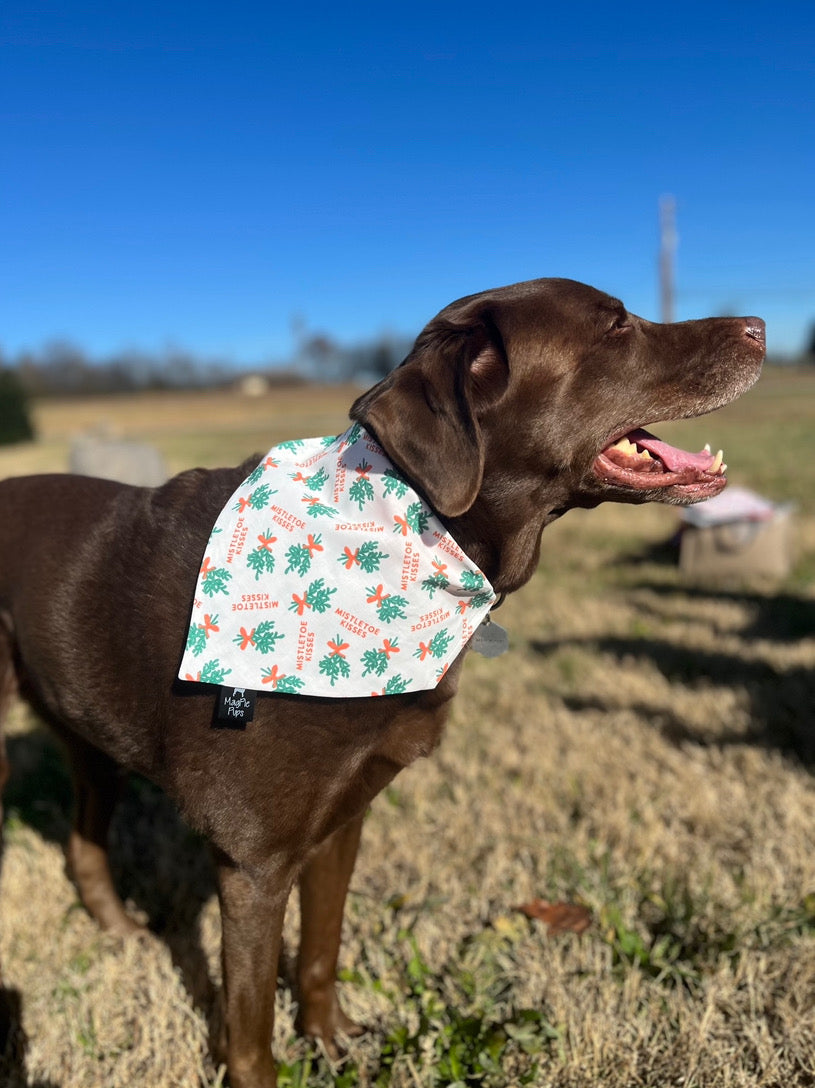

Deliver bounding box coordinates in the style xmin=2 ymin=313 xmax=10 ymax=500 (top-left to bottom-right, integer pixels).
xmin=607 ymin=314 xmax=632 ymax=335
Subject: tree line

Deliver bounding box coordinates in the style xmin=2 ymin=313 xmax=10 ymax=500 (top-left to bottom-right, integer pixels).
xmin=0 ymin=331 xmax=416 ymax=445
xmin=0 ymin=330 xmax=414 ymax=400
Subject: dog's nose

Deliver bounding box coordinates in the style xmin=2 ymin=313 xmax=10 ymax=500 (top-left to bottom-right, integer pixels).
xmin=744 ymin=319 xmax=766 ymax=347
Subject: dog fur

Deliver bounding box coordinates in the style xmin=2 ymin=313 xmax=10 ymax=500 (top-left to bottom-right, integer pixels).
xmin=0 ymin=278 xmax=764 ymax=1086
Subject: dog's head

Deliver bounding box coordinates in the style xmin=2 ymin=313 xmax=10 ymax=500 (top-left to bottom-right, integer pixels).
xmin=351 ymin=277 xmax=764 ymax=587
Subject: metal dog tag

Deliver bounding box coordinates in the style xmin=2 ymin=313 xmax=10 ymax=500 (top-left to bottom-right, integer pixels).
xmin=470 ymin=617 xmax=509 ymax=658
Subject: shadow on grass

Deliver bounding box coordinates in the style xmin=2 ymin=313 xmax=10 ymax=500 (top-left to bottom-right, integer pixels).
xmin=634 ymin=579 xmax=815 ymax=643
xmin=2 ymin=725 xmax=221 ymax=1065
xmin=0 ymin=985 xmax=59 ymax=1088
xmin=615 ymin=536 xmax=815 ymax=643
xmin=531 ymin=582 xmax=815 ymax=763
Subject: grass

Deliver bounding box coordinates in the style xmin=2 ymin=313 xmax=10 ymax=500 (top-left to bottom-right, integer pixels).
xmin=1 ymin=368 xmax=815 ymax=1086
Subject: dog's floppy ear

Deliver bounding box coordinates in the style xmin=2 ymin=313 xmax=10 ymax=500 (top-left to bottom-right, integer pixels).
xmin=350 ymin=308 xmax=509 ymax=517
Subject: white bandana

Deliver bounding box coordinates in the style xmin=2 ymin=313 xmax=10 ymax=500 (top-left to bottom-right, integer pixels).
xmin=178 ymin=424 xmax=497 ymax=697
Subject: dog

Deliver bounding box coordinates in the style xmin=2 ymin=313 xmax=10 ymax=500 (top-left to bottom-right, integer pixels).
xmin=0 ymin=278 xmax=764 ymax=1087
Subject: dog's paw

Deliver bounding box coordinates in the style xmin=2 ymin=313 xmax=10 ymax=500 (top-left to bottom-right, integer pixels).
xmin=105 ymin=914 xmax=148 ymax=939
xmin=297 ymin=991 xmax=366 ymax=1059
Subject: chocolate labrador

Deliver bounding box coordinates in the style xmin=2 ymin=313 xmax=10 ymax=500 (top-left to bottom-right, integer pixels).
xmin=0 ymin=278 xmax=764 ymax=1086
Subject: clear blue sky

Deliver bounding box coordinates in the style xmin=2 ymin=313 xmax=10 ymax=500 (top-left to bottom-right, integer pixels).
xmin=2 ymin=1 xmax=813 ymax=364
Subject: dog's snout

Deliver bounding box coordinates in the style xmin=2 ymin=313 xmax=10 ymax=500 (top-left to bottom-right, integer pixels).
xmin=744 ymin=319 xmax=766 ymax=347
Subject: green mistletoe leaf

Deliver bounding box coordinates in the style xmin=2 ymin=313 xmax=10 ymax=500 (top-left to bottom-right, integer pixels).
xmin=339 ymin=539 xmax=388 ymax=573
xmin=318 ymin=637 xmax=352 ymax=687
xmin=383 ymin=467 xmax=409 ymax=500
xmin=186 ymin=623 xmax=208 ymax=657
xmin=248 ymin=483 xmax=273 ymax=510
xmin=200 ymin=659 xmax=231 ymax=685
xmin=275 ymin=674 xmax=306 ymax=693
xmin=421 ymin=573 xmax=449 ymax=598
xmin=361 ymin=648 xmax=388 ymax=677
xmin=201 ymin=566 xmax=231 ymax=597
xmin=366 ymin=589 xmax=407 ymax=624
xmin=304 ymin=497 xmax=337 ymax=519
xmin=461 ymin=570 xmax=485 ymax=591
xmin=254 ymin=620 xmax=284 ymax=653
xmin=307 ymin=466 xmax=329 ymax=490
xmin=349 ymin=475 xmax=375 ymax=510
xmin=349 ymin=461 xmax=375 ymax=510
xmin=405 ymin=501 xmax=430 ymax=535
xmin=285 ymin=543 xmax=311 ymax=576
xmin=247 ymin=547 xmax=275 ymax=580
xmin=245 ymin=462 xmax=266 ymax=486
xmin=319 ymin=655 xmax=350 ymax=685
xmin=383 ymin=674 xmax=411 ymax=695
xmin=358 ymin=539 xmax=388 ymax=572
xmin=361 ymin=539 xmax=389 ymax=574
xmin=305 ymin=577 xmax=337 ymax=614
xmin=414 ymin=628 xmax=455 ymax=660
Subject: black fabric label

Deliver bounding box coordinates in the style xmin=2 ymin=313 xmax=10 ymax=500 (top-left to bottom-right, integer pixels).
xmin=215 ymin=687 xmax=257 ymax=728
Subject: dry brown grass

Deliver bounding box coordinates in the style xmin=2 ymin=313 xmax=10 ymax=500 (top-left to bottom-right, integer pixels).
xmin=0 ymin=384 xmax=364 ymax=478
xmin=2 ymin=375 xmax=815 ymax=1086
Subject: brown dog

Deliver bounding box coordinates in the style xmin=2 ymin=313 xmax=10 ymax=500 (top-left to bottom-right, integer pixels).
xmin=0 ymin=278 xmax=764 ymax=1086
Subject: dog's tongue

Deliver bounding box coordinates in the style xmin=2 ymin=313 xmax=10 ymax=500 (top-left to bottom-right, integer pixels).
xmin=628 ymin=428 xmax=715 ymax=472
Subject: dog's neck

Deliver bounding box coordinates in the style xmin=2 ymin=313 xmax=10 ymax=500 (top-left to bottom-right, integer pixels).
xmin=356 ymin=420 xmax=568 ymax=598
xmin=435 ymin=486 xmax=565 ymax=597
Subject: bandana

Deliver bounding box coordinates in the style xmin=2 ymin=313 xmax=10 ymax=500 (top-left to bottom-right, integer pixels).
xmin=178 ymin=424 xmax=497 ymax=698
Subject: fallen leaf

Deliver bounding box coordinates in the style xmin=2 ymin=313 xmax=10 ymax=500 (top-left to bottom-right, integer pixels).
xmin=515 ymin=899 xmax=592 ymax=936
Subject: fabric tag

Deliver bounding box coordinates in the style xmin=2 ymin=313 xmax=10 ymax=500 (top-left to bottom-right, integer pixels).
xmin=215 ymin=687 xmax=257 ymax=728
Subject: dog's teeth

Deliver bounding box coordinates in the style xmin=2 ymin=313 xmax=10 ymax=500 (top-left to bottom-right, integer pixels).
xmin=703 ymin=443 xmax=711 ymax=454
xmin=721 ymin=463 xmax=728 ymax=474
xmin=710 ymin=449 xmax=724 ymax=474
xmin=638 ymin=448 xmax=653 ymax=460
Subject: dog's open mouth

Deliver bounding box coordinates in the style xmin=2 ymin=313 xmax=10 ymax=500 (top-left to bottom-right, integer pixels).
xmin=593 ymin=427 xmax=727 ymax=501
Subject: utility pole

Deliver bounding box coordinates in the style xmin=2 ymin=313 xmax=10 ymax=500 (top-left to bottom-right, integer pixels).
xmin=659 ymin=195 xmax=677 ymax=324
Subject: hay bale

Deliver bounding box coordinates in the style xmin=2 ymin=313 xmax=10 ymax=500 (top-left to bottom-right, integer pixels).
xmin=679 ymin=486 xmax=794 ymax=584
xmin=69 ymin=435 xmax=167 ymax=486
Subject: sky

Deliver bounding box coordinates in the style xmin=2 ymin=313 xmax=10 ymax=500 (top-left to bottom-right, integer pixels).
xmin=1 ymin=0 xmax=814 ymax=366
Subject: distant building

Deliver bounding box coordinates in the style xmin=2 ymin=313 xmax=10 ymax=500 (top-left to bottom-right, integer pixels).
xmin=238 ymin=374 xmax=271 ymax=397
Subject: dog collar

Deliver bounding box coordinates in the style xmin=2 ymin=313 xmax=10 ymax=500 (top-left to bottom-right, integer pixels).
xmin=178 ymin=424 xmax=497 ymax=697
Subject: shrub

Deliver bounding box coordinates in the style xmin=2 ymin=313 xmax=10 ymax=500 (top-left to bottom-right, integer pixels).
xmin=0 ymin=368 xmax=35 ymax=445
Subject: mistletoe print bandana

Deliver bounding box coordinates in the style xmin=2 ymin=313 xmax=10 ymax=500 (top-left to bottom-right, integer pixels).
xmin=178 ymin=424 xmax=497 ymax=698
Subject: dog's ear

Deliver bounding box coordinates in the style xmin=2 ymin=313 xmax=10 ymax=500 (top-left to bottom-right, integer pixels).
xmin=350 ymin=308 xmax=509 ymax=517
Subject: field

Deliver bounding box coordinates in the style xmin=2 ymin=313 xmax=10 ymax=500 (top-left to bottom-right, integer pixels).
xmin=1 ymin=370 xmax=815 ymax=1087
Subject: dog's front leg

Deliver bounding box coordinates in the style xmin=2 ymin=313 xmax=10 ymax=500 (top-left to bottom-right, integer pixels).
xmin=296 ymin=812 xmax=365 ymax=1054
xmin=216 ymin=852 xmax=295 ymax=1088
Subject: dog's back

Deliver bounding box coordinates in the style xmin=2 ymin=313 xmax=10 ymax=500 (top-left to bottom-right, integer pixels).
xmin=0 ymin=466 xmax=246 ymax=771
